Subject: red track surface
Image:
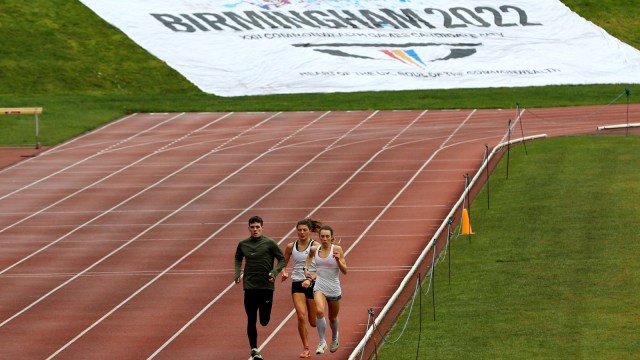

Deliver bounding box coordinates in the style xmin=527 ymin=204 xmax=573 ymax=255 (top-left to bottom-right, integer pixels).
xmin=0 ymin=105 xmax=637 ymax=360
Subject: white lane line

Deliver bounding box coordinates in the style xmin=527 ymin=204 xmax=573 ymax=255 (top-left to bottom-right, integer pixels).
xmin=0 ymin=266 xmax=409 ymax=279
xmin=0 ymin=113 xmax=233 ymax=235
xmin=260 ymin=110 xmax=476 ymax=355
xmin=145 ymin=110 xmax=382 ymax=359
xmin=0 ymin=113 xmax=140 ymax=176
xmin=147 ymin=110 xmax=425 ymax=359
xmin=0 ymin=113 xmax=184 ymax=202
xmin=44 ymin=111 xmax=336 ymax=359
xmin=0 ymin=113 xmax=233 ymax=274
xmin=0 ymin=113 xmax=279 ymax=317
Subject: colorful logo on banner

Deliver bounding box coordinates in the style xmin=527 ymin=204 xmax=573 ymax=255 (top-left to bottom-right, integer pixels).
xmin=292 ymin=42 xmax=480 ymax=68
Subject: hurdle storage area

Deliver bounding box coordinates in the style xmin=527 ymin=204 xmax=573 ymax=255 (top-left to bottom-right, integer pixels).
xmin=0 ymin=107 xmax=43 ymax=149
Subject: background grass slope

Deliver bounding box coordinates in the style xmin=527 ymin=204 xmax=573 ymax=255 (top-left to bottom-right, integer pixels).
xmin=0 ymin=1 xmax=639 ymax=145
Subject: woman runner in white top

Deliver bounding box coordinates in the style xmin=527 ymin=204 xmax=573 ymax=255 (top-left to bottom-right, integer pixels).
xmin=280 ymin=218 xmax=322 ymax=358
xmin=303 ymin=225 xmax=347 ymax=355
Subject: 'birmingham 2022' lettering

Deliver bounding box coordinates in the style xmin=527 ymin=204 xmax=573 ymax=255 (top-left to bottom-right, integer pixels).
xmin=151 ymin=5 xmax=541 ymax=32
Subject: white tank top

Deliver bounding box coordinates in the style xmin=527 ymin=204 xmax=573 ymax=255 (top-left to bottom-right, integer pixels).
xmin=314 ymin=244 xmax=341 ymax=297
xmin=291 ymin=239 xmax=315 ymax=282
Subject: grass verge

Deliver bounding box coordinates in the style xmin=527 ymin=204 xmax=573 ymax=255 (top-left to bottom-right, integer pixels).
xmin=377 ymin=135 xmax=640 ymax=359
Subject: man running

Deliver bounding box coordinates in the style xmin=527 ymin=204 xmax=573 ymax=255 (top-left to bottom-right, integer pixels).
xmin=235 ymin=215 xmax=286 ymax=360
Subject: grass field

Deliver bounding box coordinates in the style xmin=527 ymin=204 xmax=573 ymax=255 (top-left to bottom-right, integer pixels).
xmin=1 ymin=1 xmax=639 ymax=146
xmin=377 ymin=136 xmax=640 ymax=359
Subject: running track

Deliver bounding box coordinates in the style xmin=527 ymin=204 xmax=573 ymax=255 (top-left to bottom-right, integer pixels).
xmin=0 ymin=105 xmax=637 ymax=360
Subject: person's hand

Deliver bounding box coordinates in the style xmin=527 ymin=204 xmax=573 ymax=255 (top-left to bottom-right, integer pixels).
xmin=268 ymin=274 xmax=275 ymax=283
xmin=333 ymin=250 xmax=341 ymax=261
xmin=302 ymin=279 xmax=312 ymax=289
xmin=281 ymin=270 xmax=289 ymax=282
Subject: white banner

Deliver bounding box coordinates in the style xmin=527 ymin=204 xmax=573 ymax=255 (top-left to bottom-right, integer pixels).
xmin=79 ymin=0 xmax=640 ymax=97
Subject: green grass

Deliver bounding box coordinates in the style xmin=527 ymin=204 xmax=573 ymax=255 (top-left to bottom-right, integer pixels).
xmin=377 ymin=136 xmax=640 ymax=359
xmin=569 ymin=0 xmax=640 ymax=47
xmin=1 ymin=1 xmax=639 ymax=146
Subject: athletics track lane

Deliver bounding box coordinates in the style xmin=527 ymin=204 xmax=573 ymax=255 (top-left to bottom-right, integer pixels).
xmin=0 ymin=105 xmax=637 ymax=360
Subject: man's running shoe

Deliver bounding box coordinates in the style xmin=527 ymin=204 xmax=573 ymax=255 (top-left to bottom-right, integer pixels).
xmin=330 ymin=338 xmax=339 ymax=353
xmin=251 ymin=348 xmax=264 ymax=360
xmin=299 ymin=347 xmax=311 ymax=358
xmin=316 ymin=341 xmax=327 ymax=354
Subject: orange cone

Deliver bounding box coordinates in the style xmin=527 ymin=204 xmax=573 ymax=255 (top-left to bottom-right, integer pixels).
xmin=461 ymin=208 xmax=474 ymax=235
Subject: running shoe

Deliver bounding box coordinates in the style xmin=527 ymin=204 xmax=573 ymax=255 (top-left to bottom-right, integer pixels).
xmin=299 ymin=348 xmax=311 ymax=358
xmin=330 ymin=338 xmax=339 ymax=353
xmin=316 ymin=341 xmax=327 ymax=354
xmin=251 ymin=348 xmax=264 ymax=360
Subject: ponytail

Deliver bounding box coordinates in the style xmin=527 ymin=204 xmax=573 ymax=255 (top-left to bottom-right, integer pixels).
xmin=297 ymin=218 xmax=323 ymax=233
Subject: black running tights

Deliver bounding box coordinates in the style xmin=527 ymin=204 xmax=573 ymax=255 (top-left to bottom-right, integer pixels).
xmin=244 ymin=289 xmax=274 ymax=349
